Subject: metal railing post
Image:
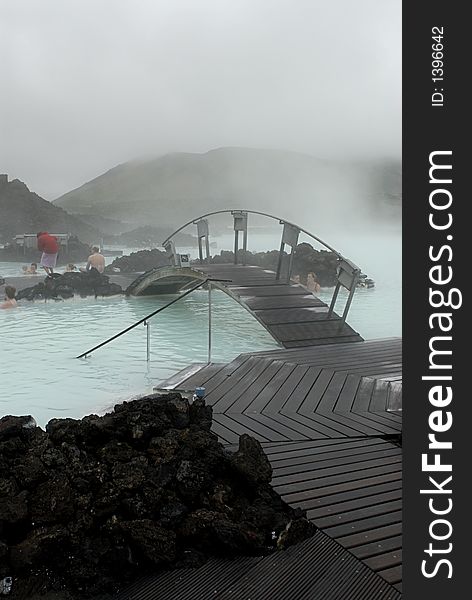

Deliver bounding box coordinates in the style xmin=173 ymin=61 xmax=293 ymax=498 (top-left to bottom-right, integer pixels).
xmin=242 ymin=227 xmax=248 ymax=266
xmin=287 ymin=247 xmax=295 ymax=283
xmin=198 ymin=238 xmax=203 ymax=263
xmin=144 ymin=320 xmax=151 ymax=362
xmin=275 ymin=240 xmax=285 ymax=280
xmin=208 ymin=281 xmax=212 ymax=364
xmin=234 ymin=230 xmax=239 ymax=264
xmin=76 ymin=277 xmax=231 ymax=359
xmin=328 ymin=282 xmax=341 ymax=318
xmin=341 ymin=273 xmax=360 ymax=324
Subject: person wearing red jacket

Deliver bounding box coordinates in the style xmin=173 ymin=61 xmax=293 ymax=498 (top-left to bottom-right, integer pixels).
xmin=37 ymin=232 xmax=59 ymax=276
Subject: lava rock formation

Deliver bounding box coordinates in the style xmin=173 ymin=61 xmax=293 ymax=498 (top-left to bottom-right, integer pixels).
xmin=0 ymin=395 xmax=315 ymax=598
xmin=16 ymin=271 xmax=123 ymax=302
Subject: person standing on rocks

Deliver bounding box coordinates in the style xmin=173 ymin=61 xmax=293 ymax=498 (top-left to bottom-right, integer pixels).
xmin=0 ymin=285 xmax=17 ymax=309
xmin=37 ymin=232 xmax=59 ymax=277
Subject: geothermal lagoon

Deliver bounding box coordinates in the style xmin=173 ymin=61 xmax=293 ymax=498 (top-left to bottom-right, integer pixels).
xmin=0 ymin=230 xmax=400 ymax=429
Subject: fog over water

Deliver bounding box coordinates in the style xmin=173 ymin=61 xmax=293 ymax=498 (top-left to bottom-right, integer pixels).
xmin=1 ymin=0 xmax=401 ymax=201
xmin=1 ymin=2 xmax=401 ymax=416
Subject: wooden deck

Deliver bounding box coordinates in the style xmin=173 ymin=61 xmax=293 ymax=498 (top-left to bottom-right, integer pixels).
xmin=157 ymin=337 xmax=403 ymax=593
xmin=117 ymin=529 xmax=401 ymax=600
xmin=127 ymin=263 xmax=363 ymax=348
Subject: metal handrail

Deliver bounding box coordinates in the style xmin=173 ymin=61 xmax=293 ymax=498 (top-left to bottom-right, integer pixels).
xmin=162 ymin=208 xmax=345 ymax=260
xmin=76 ymin=278 xmax=218 ymax=359
xmin=161 ymin=209 xmax=361 ymax=318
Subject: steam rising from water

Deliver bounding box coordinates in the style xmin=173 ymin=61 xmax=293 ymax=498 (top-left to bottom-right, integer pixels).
xmin=1 ymin=0 xmax=401 ymax=200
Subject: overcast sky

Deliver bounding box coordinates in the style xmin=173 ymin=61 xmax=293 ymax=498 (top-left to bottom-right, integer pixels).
xmin=0 ymin=0 xmax=401 ymax=199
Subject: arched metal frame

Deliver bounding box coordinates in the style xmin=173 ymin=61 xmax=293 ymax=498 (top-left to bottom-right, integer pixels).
xmin=162 ymin=208 xmax=360 ymax=279
xmin=77 ymin=211 xmax=363 ymax=362
xmin=163 ymin=208 xmax=344 ymax=257
xmin=162 ymin=209 xmax=362 ymax=326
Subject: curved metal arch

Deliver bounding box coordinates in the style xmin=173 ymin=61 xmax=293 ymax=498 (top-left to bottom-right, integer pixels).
xmin=162 ymin=209 xmax=344 ymax=259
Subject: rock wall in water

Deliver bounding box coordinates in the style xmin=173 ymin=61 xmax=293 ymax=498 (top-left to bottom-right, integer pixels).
xmin=16 ymin=271 xmax=123 ymax=302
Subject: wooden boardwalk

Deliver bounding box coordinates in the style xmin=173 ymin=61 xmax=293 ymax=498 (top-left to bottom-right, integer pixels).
xmin=157 ymin=337 xmax=403 ymax=593
xmin=127 ymin=263 xmax=363 ymax=348
xmin=117 ymin=529 xmax=401 ymax=600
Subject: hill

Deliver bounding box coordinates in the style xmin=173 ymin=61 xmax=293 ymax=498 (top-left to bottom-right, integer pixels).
xmin=0 ymin=175 xmax=100 ymax=244
xmin=53 ymin=147 xmax=401 ymax=232
xmin=106 ymin=226 xmax=197 ymax=248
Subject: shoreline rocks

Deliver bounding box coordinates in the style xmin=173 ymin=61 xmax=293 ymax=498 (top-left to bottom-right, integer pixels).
xmin=106 ymin=243 xmax=340 ymax=286
xmin=0 ymin=395 xmax=315 ymax=598
xmin=208 ymin=243 xmax=340 ymax=286
xmin=105 ymin=249 xmax=171 ymax=274
xmin=16 ymin=271 xmax=123 ymax=302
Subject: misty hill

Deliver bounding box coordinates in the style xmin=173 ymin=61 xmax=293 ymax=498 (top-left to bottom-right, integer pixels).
xmin=106 ymin=226 xmax=197 ymax=248
xmin=54 ymin=147 xmax=401 ymax=232
xmin=74 ymin=213 xmax=128 ymax=236
xmin=0 ymin=175 xmax=101 ymax=243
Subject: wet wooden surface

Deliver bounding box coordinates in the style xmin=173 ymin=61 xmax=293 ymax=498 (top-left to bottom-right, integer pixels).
xmin=159 ymin=337 xmax=403 ymax=590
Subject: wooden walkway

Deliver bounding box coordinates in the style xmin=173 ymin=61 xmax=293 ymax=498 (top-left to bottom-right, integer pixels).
xmin=157 ymin=337 xmax=403 ymax=593
xmin=127 ymin=263 xmax=363 ymax=348
xmin=117 ymin=529 xmax=401 ymax=600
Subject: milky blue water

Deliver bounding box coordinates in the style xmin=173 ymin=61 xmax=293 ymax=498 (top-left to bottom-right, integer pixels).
xmin=0 ymin=229 xmax=401 ymax=428
xmin=0 ymin=292 xmax=279 ymax=428
xmin=206 ymin=227 xmax=401 ymax=340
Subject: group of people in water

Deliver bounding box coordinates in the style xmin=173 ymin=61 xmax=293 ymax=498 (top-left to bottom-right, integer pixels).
xmin=292 ymin=272 xmax=322 ymax=293
xmin=2 ymin=232 xmax=324 ymax=310
xmin=1 ymin=232 xmax=106 ymax=310
xmin=21 ymin=262 xmax=82 ymax=274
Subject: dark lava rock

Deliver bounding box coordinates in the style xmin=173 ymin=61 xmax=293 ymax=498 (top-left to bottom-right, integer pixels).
xmin=16 ymin=270 xmax=123 ymax=301
xmin=0 ymin=415 xmax=37 ymax=442
xmin=207 ymin=242 xmax=340 ymax=286
xmin=0 ymin=395 xmax=316 ymax=597
xmin=105 ymin=248 xmax=170 ymax=273
xmin=230 ymin=434 xmax=272 ymax=486
xmin=293 ymin=243 xmax=340 ymax=286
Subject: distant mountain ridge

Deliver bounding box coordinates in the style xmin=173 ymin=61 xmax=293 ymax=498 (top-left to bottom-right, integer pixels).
xmin=0 ymin=176 xmax=100 ymax=243
xmin=53 ymin=147 xmax=401 ymax=231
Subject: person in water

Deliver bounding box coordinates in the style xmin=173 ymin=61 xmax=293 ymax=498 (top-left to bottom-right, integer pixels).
xmin=306 ymin=272 xmax=321 ymax=293
xmin=80 ymin=246 xmax=105 ymax=274
xmin=37 ymin=232 xmax=59 ymax=276
xmin=0 ymin=286 xmax=17 ymax=309
xmin=21 ymin=263 xmax=38 ymax=275
xmin=65 ymin=263 xmax=77 ymax=272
